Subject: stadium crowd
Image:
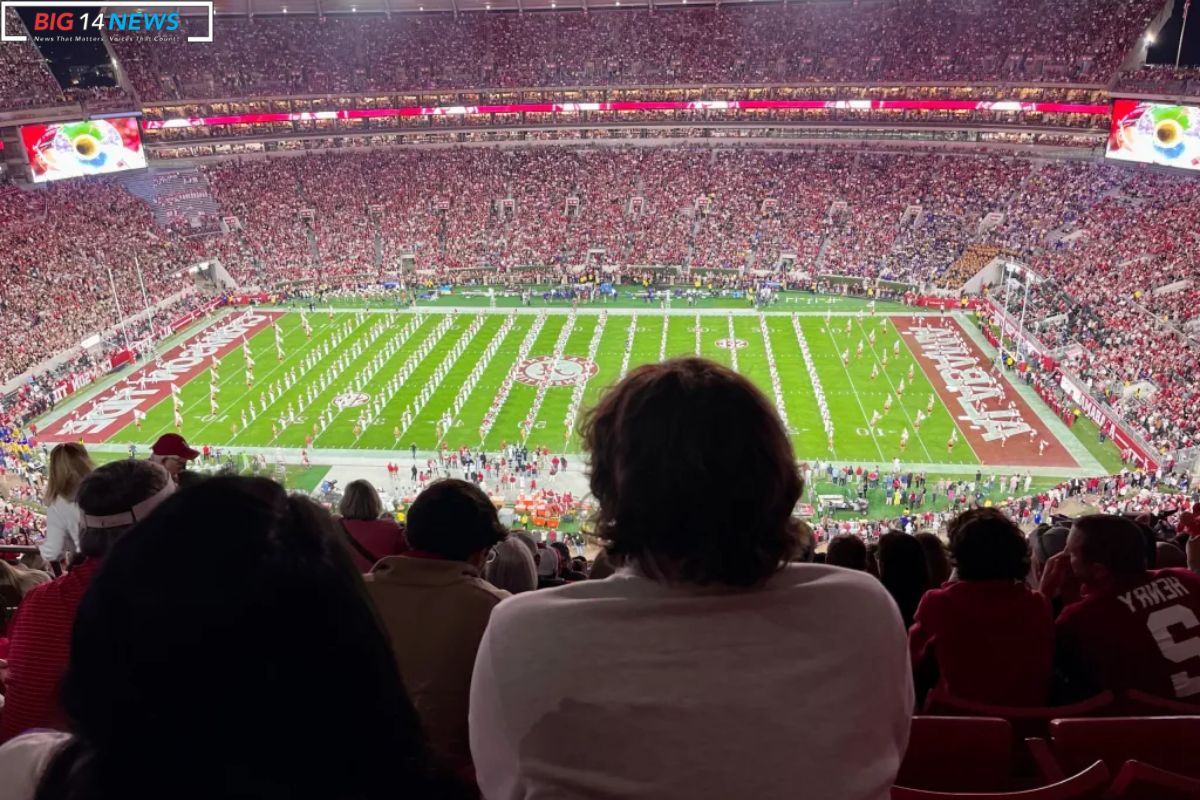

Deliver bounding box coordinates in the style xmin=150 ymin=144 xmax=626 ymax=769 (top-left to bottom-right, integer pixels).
xmin=1116 ymin=64 xmax=1200 ymax=96
xmin=1 ymin=358 xmax=1199 ymax=800
xmin=0 ymin=179 xmax=204 ymax=387
xmin=0 ymin=11 xmax=63 ymax=111
xmin=100 ymin=0 xmax=1158 ymax=104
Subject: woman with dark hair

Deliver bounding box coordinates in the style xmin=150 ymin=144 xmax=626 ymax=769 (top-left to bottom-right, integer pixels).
xmin=0 ymin=460 xmax=173 ymax=743
xmin=469 ymin=357 xmax=912 ymax=800
xmin=826 ymin=534 xmax=868 ymax=571
xmin=875 ymin=531 xmax=931 ymax=629
xmin=909 ymin=507 xmax=1053 ymax=707
xmin=914 ymin=532 xmax=952 ymax=587
xmin=336 ymin=478 xmax=407 ymax=572
xmin=0 ymin=476 xmax=461 ymax=800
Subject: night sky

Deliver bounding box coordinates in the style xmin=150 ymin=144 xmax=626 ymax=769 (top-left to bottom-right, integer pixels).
xmin=1146 ymin=0 xmax=1200 ymax=67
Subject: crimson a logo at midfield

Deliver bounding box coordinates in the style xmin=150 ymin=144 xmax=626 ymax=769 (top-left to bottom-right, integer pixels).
xmin=332 ymin=392 xmax=370 ymax=409
xmin=516 ymin=356 xmax=599 ymax=387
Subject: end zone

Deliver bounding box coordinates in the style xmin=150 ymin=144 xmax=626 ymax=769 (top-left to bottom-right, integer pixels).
xmin=893 ymin=316 xmax=1078 ymax=468
xmin=39 ymin=310 xmax=280 ymax=444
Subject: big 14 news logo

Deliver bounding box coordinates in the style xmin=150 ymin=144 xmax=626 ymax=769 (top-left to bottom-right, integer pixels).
xmin=31 ymin=9 xmax=181 ymax=33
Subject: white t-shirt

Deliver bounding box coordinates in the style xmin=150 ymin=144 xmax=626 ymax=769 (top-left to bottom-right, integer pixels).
xmin=40 ymin=498 xmax=81 ymax=563
xmin=469 ymin=564 xmax=914 ymax=800
xmin=0 ymin=731 xmax=71 ymax=800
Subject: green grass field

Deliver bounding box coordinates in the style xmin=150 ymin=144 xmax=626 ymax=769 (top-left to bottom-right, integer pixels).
xmin=92 ymin=304 xmax=1050 ymax=470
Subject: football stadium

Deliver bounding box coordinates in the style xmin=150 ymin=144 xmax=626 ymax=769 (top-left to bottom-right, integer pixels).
xmin=2 ymin=0 xmax=1200 ymax=796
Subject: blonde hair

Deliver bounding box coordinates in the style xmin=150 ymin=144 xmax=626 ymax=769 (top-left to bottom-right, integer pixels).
xmin=44 ymin=442 xmax=95 ymax=505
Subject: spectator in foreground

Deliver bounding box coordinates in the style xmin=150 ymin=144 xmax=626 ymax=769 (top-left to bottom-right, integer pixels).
xmin=484 ymin=535 xmax=537 ymax=594
xmin=336 ymin=479 xmax=408 ymax=572
xmin=915 ymin=532 xmax=952 ymax=587
xmin=909 ymin=508 xmax=1054 ymax=707
xmin=39 ymin=443 xmax=94 ymax=566
xmin=876 ymin=531 xmax=932 ymax=628
xmin=588 ymin=548 xmax=616 ymax=579
xmin=1029 ymin=524 xmax=1069 ymax=586
xmin=0 ymin=476 xmax=462 ymax=800
xmin=0 ymin=557 xmax=49 ymax=603
xmin=535 ymin=543 xmax=565 ymax=589
xmin=0 ymin=460 xmax=173 ymax=743
xmin=1045 ymin=514 xmax=1200 ymax=702
xmin=469 ymin=357 xmax=912 ymax=800
xmin=826 ymin=534 xmax=869 ymax=571
xmin=551 ymin=540 xmax=587 ymax=581
xmin=147 ymin=433 xmax=198 ymax=483
xmin=366 ymin=478 xmax=509 ymax=770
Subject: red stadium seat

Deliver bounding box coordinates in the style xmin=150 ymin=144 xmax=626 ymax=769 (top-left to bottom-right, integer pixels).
xmin=1105 ymin=760 xmax=1200 ymax=800
xmin=1046 ymin=717 xmax=1200 ymax=780
xmin=890 ymin=761 xmax=1110 ymax=800
xmin=1121 ymin=690 xmax=1200 ymax=717
xmin=924 ymin=690 xmax=1116 ymax=738
xmin=896 ymin=717 xmax=1013 ymax=792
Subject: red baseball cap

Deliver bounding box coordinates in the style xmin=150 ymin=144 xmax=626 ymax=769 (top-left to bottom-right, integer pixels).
xmin=151 ymin=433 xmax=199 ymax=460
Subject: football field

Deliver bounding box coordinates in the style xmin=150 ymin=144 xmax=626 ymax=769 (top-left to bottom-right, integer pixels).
xmin=41 ymin=305 xmax=1091 ymax=472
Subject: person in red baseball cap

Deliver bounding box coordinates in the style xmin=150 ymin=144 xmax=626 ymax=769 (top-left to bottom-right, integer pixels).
xmin=149 ymin=433 xmax=199 ymax=482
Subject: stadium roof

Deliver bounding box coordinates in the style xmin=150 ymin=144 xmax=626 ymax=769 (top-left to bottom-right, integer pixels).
xmin=182 ymin=0 xmax=796 ymax=14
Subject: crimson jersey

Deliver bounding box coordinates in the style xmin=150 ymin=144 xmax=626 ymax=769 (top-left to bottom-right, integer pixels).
xmin=1056 ymin=568 xmax=1200 ymax=702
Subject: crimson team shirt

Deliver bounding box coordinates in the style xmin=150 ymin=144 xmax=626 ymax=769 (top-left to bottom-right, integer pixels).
xmin=0 ymin=560 xmax=99 ymax=743
xmin=1056 ymin=568 xmax=1200 ymax=701
xmin=910 ymin=580 xmax=1055 ymax=707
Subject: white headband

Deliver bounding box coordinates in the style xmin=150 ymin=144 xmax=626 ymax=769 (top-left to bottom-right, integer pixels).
xmin=82 ymin=480 xmax=177 ymax=530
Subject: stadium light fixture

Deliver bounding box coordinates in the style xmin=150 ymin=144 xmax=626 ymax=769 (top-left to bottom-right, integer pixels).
xmin=1145 ymin=33 xmax=1155 ymax=44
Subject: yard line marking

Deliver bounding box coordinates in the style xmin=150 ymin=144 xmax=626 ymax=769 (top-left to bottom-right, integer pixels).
xmin=757 ymin=313 xmax=792 ymax=434
xmin=790 ymin=315 xmax=835 ymax=454
xmin=153 ymin=313 xmax=342 ymax=444
xmin=436 ymin=314 xmax=517 ymax=448
xmin=818 ymin=318 xmax=886 ymax=462
xmin=238 ymin=313 xmax=398 ymax=445
xmin=854 ymin=317 xmax=935 ymax=463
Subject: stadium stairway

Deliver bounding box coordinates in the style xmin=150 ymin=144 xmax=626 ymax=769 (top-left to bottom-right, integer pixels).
xmin=112 ymin=167 xmax=223 ymax=233
xmin=112 ymin=168 xmax=156 ymax=205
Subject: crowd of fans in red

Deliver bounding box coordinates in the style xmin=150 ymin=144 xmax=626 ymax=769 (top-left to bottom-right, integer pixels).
xmin=105 ymin=0 xmax=1158 ymax=102
xmin=0 ymin=180 xmax=201 ymax=397
xmin=1117 ymin=64 xmax=1200 ymax=96
xmin=1 ymin=359 xmax=1199 ymax=800
xmin=0 ymin=0 xmax=1164 ymax=110
xmin=200 ymin=148 xmax=1037 ymax=283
